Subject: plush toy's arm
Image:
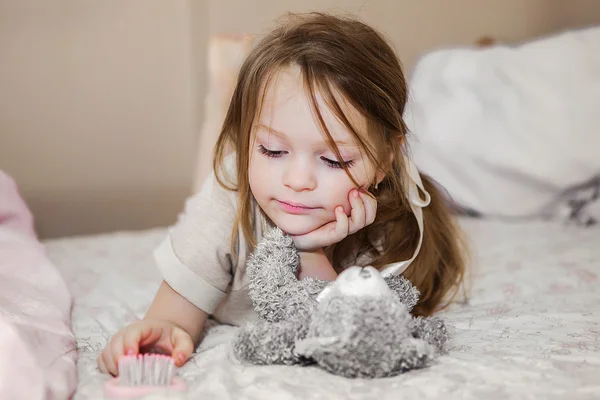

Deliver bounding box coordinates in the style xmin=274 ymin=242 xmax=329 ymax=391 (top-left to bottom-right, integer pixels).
xmin=384 ymin=275 xmax=420 ymax=312
xmin=247 ymin=227 xmax=319 ymax=322
xmin=409 ymin=316 xmax=450 ymax=353
xmin=231 ymin=314 xmax=311 ymax=366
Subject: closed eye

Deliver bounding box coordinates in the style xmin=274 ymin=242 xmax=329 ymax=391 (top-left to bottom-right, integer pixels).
xmin=321 ymin=156 xmax=355 ymax=169
xmin=258 ymin=144 xmax=286 ymax=158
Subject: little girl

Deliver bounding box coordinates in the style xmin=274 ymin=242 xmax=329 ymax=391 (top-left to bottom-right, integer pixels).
xmin=98 ymin=12 xmax=467 ymax=376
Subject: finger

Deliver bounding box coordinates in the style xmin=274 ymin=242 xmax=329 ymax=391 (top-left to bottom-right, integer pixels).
xmin=122 ymin=328 xmax=144 ymax=356
xmin=141 ymin=326 xmax=177 ymax=356
xmin=348 ymin=189 xmax=366 ymax=233
xmin=292 ymin=219 xmax=337 ymax=251
xmin=170 ymin=327 xmax=194 ymax=366
xmin=359 ymin=191 xmax=377 ymax=225
xmin=133 ymin=324 xmax=165 ymax=351
xmin=101 ymin=347 xmax=118 ymax=376
xmin=107 ymin=334 xmax=125 ymax=376
xmin=97 ymin=353 xmax=108 ymax=374
xmin=333 ymin=206 xmax=349 ymax=240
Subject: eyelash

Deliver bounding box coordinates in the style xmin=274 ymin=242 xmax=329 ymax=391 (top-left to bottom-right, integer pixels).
xmin=321 ymin=157 xmax=355 ymax=169
xmin=257 ymin=145 xmax=355 ymax=169
xmin=258 ymin=144 xmax=285 ymax=158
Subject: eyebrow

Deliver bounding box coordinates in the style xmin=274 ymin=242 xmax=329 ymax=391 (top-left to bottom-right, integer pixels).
xmin=256 ymin=124 xmax=286 ymax=139
xmin=255 ymin=124 xmax=356 ymax=147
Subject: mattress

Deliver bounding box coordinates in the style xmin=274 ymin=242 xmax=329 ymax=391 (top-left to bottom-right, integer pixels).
xmin=44 ymin=218 xmax=600 ymax=399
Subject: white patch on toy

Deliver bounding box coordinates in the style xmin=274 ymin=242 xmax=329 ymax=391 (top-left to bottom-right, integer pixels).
xmin=334 ymin=266 xmax=393 ymax=298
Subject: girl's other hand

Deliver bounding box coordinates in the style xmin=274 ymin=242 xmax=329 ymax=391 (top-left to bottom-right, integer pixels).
xmin=97 ymin=318 xmax=194 ymax=376
xmin=290 ymin=188 xmax=376 ymax=251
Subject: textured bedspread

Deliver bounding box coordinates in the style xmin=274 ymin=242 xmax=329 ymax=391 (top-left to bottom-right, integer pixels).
xmin=45 ymin=218 xmax=600 ymax=399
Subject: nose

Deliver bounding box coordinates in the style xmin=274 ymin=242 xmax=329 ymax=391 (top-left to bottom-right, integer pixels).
xmin=282 ymin=157 xmax=317 ymax=192
xmin=359 ymin=268 xmax=372 ymax=279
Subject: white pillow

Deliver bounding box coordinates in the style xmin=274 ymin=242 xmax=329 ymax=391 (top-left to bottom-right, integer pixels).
xmin=405 ymin=27 xmax=600 ymax=217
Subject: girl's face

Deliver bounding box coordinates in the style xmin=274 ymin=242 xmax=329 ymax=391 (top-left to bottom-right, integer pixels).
xmin=249 ymin=66 xmax=380 ymax=236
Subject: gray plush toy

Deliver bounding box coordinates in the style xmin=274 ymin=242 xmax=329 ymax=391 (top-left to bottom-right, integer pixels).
xmin=231 ymin=227 xmax=450 ymax=378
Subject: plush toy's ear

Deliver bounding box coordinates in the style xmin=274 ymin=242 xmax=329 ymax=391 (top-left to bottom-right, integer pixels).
xmin=384 ymin=275 xmax=420 ymax=312
xmin=294 ymin=336 xmax=339 ymax=358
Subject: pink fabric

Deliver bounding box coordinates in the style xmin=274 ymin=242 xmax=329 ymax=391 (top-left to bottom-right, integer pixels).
xmin=0 ymin=171 xmax=77 ymax=399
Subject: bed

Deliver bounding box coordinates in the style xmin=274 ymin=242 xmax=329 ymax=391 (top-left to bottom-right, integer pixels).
xmin=43 ymin=217 xmax=600 ymax=399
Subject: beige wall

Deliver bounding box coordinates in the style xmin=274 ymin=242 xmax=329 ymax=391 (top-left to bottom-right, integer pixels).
xmin=0 ymin=0 xmax=207 ymax=238
xmin=1 ymin=0 xmax=599 ymax=238
xmin=208 ymin=0 xmax=571 ymax=72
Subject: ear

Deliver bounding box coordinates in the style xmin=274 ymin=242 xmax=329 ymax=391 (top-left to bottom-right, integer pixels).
xmin=375 ymin=169 xmax=387 ymax=186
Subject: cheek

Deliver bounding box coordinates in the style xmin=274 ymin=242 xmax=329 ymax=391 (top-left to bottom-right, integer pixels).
xmin=320 ymin=166 xmax=374 ymax=214
xmin=248 ymin=158 xmax=269 ymax=200
xmin=249 ymin=156 xmax=284 ymax=202
xmin=319 ymin=175 xmax=356 ymax=214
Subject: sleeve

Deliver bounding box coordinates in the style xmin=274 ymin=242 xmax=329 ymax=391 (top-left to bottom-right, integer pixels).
xmin=153 ymin=169 xmax=237 ymax=314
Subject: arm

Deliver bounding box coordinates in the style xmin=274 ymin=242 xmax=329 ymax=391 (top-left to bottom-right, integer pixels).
xmin=409 ymin=316 xmax=450 ymax=353
xmin=145 ymin=280 xmax=208 ymax=346
xmin=232 ymin=315 xmax=311 ymax=365
xmin=248 ymin=228 xmax=328 ymax=322
xmin=98 ymin=281 xmax=208 ymax=376
xmin=298 ymin=249 xmax=338 ymax=281
xmin=101 ymin=169 xmax=234 ymax=376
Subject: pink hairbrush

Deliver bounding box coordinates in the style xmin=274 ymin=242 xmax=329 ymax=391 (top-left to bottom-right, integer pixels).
xmin=104 ymin=354 xmax=186 ymax=398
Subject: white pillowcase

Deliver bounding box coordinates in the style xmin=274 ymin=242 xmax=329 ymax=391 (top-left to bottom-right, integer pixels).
xmin=405 ymin=27 xmax=600 ymax=217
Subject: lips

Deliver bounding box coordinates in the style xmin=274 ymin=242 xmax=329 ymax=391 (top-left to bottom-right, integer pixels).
xmin=276 ymin=199 xmax=320 ymax=215
xmin=278 ymin=200 xmax=317 ymax=209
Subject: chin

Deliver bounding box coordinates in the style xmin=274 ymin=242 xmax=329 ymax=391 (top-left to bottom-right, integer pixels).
xmin=270 ymin=214 xmax=323 ymax=236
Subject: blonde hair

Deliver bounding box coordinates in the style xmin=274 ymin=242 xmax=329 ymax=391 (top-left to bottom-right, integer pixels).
xmin=213 ymin=12 xmax=468 ymax=316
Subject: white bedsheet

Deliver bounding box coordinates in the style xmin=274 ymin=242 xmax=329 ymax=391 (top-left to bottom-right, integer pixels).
xmin=45 ymin=219 xmax=600 ymax=399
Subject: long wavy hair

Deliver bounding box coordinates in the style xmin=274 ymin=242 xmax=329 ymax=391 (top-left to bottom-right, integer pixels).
xmin=213 ymin=12 xmax=468 ymax=316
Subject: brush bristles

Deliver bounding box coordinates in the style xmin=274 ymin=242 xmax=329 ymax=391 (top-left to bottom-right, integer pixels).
xmin=118 ymin=354 xmax=176 ymax=386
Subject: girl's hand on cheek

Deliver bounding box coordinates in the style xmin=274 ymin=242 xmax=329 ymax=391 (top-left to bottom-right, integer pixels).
xmin=290 ymin=189 xmax=377 ymax=251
